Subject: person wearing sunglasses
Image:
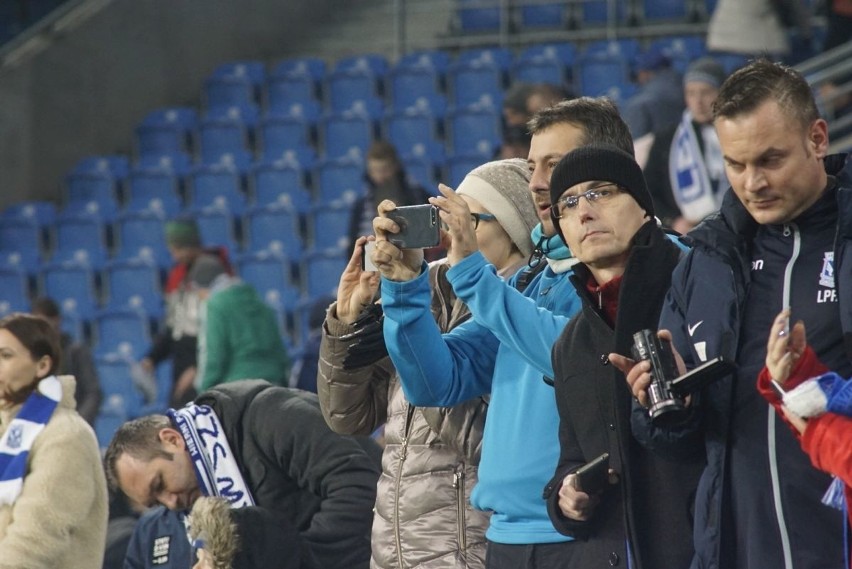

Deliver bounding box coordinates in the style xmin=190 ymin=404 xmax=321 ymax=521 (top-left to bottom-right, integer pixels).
xmin=543 ymin=144 xmax=700 ymax=569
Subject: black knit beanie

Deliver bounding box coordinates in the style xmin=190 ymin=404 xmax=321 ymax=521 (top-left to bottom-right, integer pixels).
xmin=549 ymin=144 xmax=654 ymax=236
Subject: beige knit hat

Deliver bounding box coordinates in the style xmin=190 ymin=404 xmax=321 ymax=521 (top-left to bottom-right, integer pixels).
xmin=456 ymin=158 xmax=536 ymax=257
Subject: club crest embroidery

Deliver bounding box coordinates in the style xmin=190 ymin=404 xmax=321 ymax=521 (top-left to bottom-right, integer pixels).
xmin=820 ymin=252 xmax=835 ymax=288
xmin=7 ymin=425 xmax=23 ymax=450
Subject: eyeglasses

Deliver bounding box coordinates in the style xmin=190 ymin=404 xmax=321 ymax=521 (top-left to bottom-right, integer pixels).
xmin=470 ymin=212 xmax=496 ymax=229
xmin=553 ymin=184 xmax=624 ymax=218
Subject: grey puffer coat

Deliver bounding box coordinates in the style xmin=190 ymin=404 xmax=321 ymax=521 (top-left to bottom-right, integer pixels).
xmin=318 ymin=261 xmax=490 ymax=569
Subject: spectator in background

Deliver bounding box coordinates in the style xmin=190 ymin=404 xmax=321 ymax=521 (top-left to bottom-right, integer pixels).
xmin=499 ymin=83 xmax=570 ymax=159
xmin=193 ymin=270 xmax=291 ymax=392
xmin=707 ymin=0 xmax=810 ymax=59
xmin=105 ymin=380 xmax=381 ymax=569
xmin=141 ymin=219 xmax=228 ymax=408
xmin=622 ymin=46 xmax=684 ymax=140
xmin=502 ymin=83 xmax=536 ymax=127
xmin=643 ymin=57 xmax=728 ymax=234
xmin=497 ymin=124 xmax=532 ymax=159
xmin=31 ymin=296 xmax=102 ymax=425
xmin=319 ymin=158 xmax=538 ymax=569
xmin=349 ymin=141 xmax=429 ymax=250
xmin=0 ymin=313 xmax=107 ymax=568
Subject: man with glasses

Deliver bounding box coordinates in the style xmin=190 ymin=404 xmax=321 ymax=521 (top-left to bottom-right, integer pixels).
xmin=543 ymin=144 xmax=700 ymax=569
xmin=370 ymin=98 xmax=637 ymax=569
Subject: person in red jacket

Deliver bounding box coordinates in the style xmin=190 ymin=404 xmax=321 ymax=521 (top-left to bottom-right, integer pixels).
xmin=758 ymin=308 xmax=851 ymax=568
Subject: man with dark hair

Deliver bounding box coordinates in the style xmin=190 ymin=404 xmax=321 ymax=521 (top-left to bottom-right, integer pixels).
xmin=372 ymin=97 xmax=633 ymax=569
xmin=614 ymin=59 xmax=852 ymax=569
xmin=31 ymin=296 xmax=102 ymax=425
xmin=105 ymin=380 xmax=380 ymax=569
xmin=543 ymin=145 xmax=699 ymax=569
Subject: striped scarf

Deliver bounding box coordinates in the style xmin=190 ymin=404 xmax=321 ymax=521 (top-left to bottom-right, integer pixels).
xmin=0 ymin=376 xmax=62 ymax=506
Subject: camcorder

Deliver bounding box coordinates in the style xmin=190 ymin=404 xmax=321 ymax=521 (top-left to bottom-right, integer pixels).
xmin=631 ymin=329 xmax=736 ymax=426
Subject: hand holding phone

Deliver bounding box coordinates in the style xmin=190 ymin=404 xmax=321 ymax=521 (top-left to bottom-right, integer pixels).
xmin=387 ymin=205 xmax=441 ymax=249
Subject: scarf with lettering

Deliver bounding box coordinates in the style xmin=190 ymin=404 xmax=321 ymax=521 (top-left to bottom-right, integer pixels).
xmin=669 ymin=110 xmax=727 ymax=223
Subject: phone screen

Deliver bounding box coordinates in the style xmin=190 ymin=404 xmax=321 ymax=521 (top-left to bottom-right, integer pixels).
xmin=362 ymin=241 xmax=378 ymax=272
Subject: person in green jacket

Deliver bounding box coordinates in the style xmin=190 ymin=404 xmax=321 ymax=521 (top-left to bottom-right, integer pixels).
xmin=193 ymin=266 xmax=291 ymax=391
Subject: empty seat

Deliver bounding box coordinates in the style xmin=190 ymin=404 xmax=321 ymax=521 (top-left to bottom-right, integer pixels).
xmin=446 ymin=154 xmax=488 ymax=187
xmin=3 ymin=201 xmax=56 ymax=227
xmin=272 ymin=57 xmax=326 ymax=81
xmin=245 ymin=203 xmax=303 ymax=261
xmin=314 ymin=158 xmax=366 ymax=204
xmin=40 ymin=261 xmax=99 ymax=321
xmin=519 ymin=43 xmax=577 ymax=67
xmin=235 ymin=250 xmax=299 ymax=313
xmin=334 ymin=53 xmax=389 ymax=78
xmin=649 ymin=36 xmax=707 ymax=73
xmin=456 ymin=46 xmax=513 ymax=71
xmin=402 ymin=156 xmax=439 ymax=194
xmin=52 ymin=214 xmax=108 ymax=269
xmin=0 ymin=217 xmax=43 ymax=273
xmin=136 ymin=107 xmax=198 ymax=158
xmin=575 ymin=52 xmax=632 ymax=97
xmin=455 ymin=0 xmax=501 ymax=32
xmin=198 ymin=111 xmax=254 ymax=166
xmin=581 ymin=0 xmax=628 ymax=24
xmin=308 ymin=201 xmax=354 ymax=252
xmin=519 ymin=3 xmax=567 ymax=28
xmin=94 ymin=308 xmax=152 ymax=358
xmin=125 ymin=169 xmax=182 ymax=217
xmin=327 ymin=69 xmax=381 ymax=114
xmin=115 ymin=211 xmax=171 ymax=269
xmin=251 ymin=161 xmax=312 ymax=213
xmin=385 ymin=110 xmax=442 ymax=160
xmin=321 ymin=113 xmax=375 ymax=160
xmin=396 ymin=50 xmax=451 ymax=73
xmin=72 ymin=155 xmax=130 ymax=181
xmin=95 ymin=354 xmax=145 ymax=419
xmin=267 ymin=73 xmax=318 ymax=109
xmin=205 ymin=75 xmax=256 ymax=109
xmin=302 ymin=249 xmax=347 ymax=299
xmin=211 ymin=60 xmax=267 ymax=88
xmin=189 ymin=165 xmax=246 ymax=215
xmin=511 ymin=56 xmax=565 ymax=86
xmin=65 ymin=171 xmax=119 ymax=222
xmin=448 ymin=107 xmax=501 ymax=157
xmin=0 ymin=265 xmax=29 ymax=318
xmin=194 ymin=207 xmax=239 ymax=254
xmin=103 ymin=258 xmax=163 ymax=318
xmin=136 ymin=152 xmax=194 ymax=177
xmin=265 ymin=99 xmax=322 ymax=125
xmin=643 ymin=0 xmax=688 ymax=21
xmin=390 ymin=66 xmax=443 ymax=110
xmin=259 ymin=115 xmax=314 ymax=163
xmin=448 ymin=61 xmax=504 ymax=109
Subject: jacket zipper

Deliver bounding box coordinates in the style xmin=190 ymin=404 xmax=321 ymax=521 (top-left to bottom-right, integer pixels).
xmin=394 ymin=404 xmax=416 ymax=569
xmin=452 ymin=464 xmax=467 ymax=557
xmin=770 ymin=222 xmax=798 ymax=569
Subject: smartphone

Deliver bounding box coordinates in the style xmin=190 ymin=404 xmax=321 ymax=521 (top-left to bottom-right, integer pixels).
xmin=387 ymin=205 xmax=441 ymax=249
xmin=769 ymin=379 xmax=786 ymax=399
xmin=669 ymin=356 xmax=737 ymax=397
xmin=361 ymin=241 xmax=378 ymax=272
xmin=574 ymin=452 xmax=609 ymax=494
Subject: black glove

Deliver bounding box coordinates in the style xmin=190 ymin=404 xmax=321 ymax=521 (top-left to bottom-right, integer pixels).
xmin=341 ymin=303 xmax=388 ymax=370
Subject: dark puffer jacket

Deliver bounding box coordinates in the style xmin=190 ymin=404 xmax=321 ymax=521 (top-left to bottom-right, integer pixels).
xmin=195 ymin=381 xmax=381 ymax=569
xmin=317 ymin=261 xmax=491 ymax=569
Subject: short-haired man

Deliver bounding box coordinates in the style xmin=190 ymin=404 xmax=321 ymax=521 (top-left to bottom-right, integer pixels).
xmin=105 ymin=380 xmax=381 ymax=569
xmin=614 ymin=59 xmax=852 ymax=568
xmin=543 ymin=144 xmax=700 ymax=569
xmin=371 ymin=97 xmax=634 ymax=569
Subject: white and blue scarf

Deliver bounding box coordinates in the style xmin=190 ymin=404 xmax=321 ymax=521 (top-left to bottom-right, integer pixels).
xmin=669 ymin=110 xmax=728 ymax=223
xmin=0 ymin=375 xmax=62 ymax=507
xmin=168 ymin=404 xmax=255 ymax=508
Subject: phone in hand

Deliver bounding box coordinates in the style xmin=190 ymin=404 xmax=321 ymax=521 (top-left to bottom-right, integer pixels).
xmin=574 ymin=452 xmax=610 ymax=494
xmin=387 ymin=204 xmax=441 ymax=249
xmin=361 ymin=241 xmax=378 ymax=272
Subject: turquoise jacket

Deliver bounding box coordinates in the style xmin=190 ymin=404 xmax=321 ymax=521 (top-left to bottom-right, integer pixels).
xmin=382 ymin=248 xmax=581 ymax=544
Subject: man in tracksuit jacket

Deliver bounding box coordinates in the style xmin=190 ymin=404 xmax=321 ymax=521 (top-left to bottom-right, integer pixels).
xmin=616 ymin=60 xmax=852 ymax=569
xmin=371 ymin=97 xmax=637 ymax=569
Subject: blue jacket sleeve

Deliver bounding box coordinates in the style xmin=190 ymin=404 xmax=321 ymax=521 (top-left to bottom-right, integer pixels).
xmin=382 ymin=262 xmax=498 ymax=406
xmin=447 ymin=252 xmax=574 ymax=379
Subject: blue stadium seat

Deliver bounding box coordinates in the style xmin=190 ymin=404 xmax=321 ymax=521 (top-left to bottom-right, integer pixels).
xmin=712 ymin=52 xmax=750 ymax=75
xmin=65 ymin=171 xmax=119 ymax=222
xmin=259 ymin=115 xmax=313 ymax=162
xmin=94 ymin=308 xmax=152 ymax=358
xmin=643 ymin=0 xmax=688 ymax=21
xmin=114 ymin=211 xmax=171 ymax=269
xmin=334 ymin=53 xmax=389 ymax=78
xmin=0 ymin=266 xmax=29 ymax=318
xmin=581 ymin=0 xmax=628 ymax=24
xmin=390 ymin=66 xmax=443 ymax=110
xmin=397 ymin=92 xmax=448 ymax=120
xmin=3 ymin=201 xmax=56 ymax=227
xmin=251 ymin=161 xmax=312 ymax=214
xmin=321 ymin=113 xmax=375 ymax=160
xmin=140 ymin=107 xmax=199 ymax=131
xmin=598 ymin=82 xmax=639 ymax=109
xmin=103 ymin=258 xmax=163 ymax=319
xmin=327 ymin=69 xmax=381 ymax=114
xmin=198 ymin=109 xmax=255 ymax=166
xmin=585 ymin=38 xmax=642 ymax=61
xmin=448 ymin=107 xmax=501 ymax=157
xmin=94 ymin=406 xmax=128 ymax=449
xmin=385 ymin=110 xmax=442 ymax=159
xmin=137 ymin=152 xmax=194 ymax=177
xmin=397 ymin=49 xmax=451 ymax=73
xmin=95 ymin=354 xmax=145 ymax=419
xmin=308 ymin=201 xmax=354 ymax=252
xmin=136 ymin=107 xmax=197 ymax=158
xmin=511 ymin=56 xmax=565 ymax=86
xmin=0 ymin=217 xmax=43 ymax=273
xmin=235 ymin=250 xmax=299 ymax=314
xmin=302 ymin=249 xmax=347 ymax=299
xmin=575 ymin=52 xmax=632 ymax=97
xmin=519 ymin=3 xmax=567 ymax=28
xmin=448 ymin=61 xmax=504 ymax=109
xmin=314 ymin=158 xmax=366 ymax=204
xmin=267 ymin=73 xmax=317 ymax=110
xmin=72 ymin=155 xmax=130 ymax=181
xmin=446 ymin=154 xmax=488 ymax=187
xmin=455 ymin=0 xmax=501 ymax=32
xmin=402 ymin=157 xmax=439 ymax=194
xmin=245 ymin=203 xmax=303 ymax=261
xmin=125 ymin=169 xmax=182 ymax=217
xmin=52 ymin=214 xmax=108 ymax=269
xmin=649 ymin=36 xmax=707 ymax=73
xmin=40 ymin=261 xmax=99 ymax=321
xmin=212 ymin=60 xmax=267 ymax=89
xmin=456 ymin=46 xmax=513 ymax=71
xmin=189 ymin=165 xmax=246 ymax=215
xmin=519 ymin=43 xmax=577 ymax=67
xmin=205 ymin=75 xmax=256 ymax=109
xmin=342 ymin=97 xmax=387 ymax=123
xmin=272 ymin=57 xmax=326 ymax=82
xmin=194 ymin=206 xmax=239 ymax=254
xmin=265 ymin=99 xmax=322 ymax=125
